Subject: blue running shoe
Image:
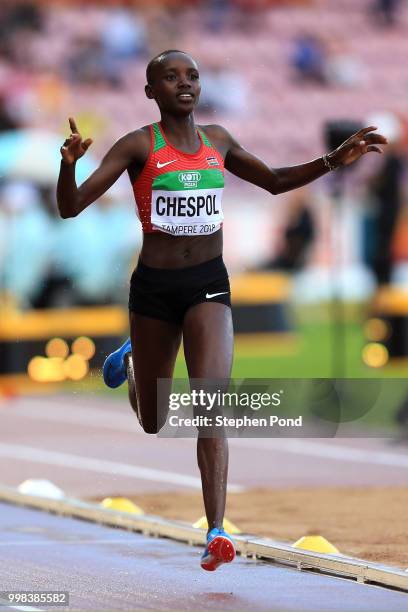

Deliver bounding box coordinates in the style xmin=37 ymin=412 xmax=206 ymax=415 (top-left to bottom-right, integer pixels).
xmin=103 ymin=337 xmax=132 ymax=389
xmin=201 ymin=527 xmax=236 ymax=571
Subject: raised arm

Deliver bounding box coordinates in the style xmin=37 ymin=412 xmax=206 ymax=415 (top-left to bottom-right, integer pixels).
xmin=57 ymin=118 xmax=145 ymax=218
xmin=205 ymin=125 xmax=387 ymax=195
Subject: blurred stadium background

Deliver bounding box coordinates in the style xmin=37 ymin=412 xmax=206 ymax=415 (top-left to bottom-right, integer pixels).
xmin=1 ymin=0 xmax=408 ymax=427
xmin=3 ymin=1 xmax=408 ymax=587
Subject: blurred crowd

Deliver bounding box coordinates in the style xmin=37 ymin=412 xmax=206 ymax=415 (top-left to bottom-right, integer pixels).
xmin=0 ymin=181 xmax=141 ymax=309
xmin=0 ymin=0 xmax=407 ymax=310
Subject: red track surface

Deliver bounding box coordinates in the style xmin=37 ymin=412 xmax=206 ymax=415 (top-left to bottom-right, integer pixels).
xmin=1 ymin=394 xmax=408 ymax=498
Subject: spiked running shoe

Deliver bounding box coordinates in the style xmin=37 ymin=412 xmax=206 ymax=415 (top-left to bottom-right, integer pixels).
xmin=201 ymin=527 xmax=236 ymax=571
xmin=102 ymin=337 xmax=132 ymax=388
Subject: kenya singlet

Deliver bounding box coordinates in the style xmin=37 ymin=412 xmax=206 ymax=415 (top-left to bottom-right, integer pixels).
xmin=132 ymin=122 xmax=225 ymax=236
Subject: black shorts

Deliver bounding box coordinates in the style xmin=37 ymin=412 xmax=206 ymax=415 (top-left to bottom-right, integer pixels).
xmin=128 ymin=255 xmax=231 ymax=325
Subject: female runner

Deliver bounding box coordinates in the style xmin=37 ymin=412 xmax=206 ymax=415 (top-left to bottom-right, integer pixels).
xmin=57 ymin=49 xmax=387 ymax=571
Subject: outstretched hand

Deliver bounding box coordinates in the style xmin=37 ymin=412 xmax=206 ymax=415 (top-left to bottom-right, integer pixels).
xmin=329 ymin=126 xmax=388 ymax=168
xmin=60 ymin=117 xmax=93 ymax=164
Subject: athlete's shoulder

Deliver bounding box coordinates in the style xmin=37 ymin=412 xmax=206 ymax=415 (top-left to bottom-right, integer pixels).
xmin=119 ymin=125 xmax=151 ymax=148
xmin=199 ymin=124 xmax=233 ymax=142
xmin=114 ymin=125 xmax=151 ymax=164
xmin=199 ymin=124 xmax=238 ymax=160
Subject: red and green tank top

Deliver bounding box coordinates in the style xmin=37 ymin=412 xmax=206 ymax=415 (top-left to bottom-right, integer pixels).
xmin=132 ymin=122 xmax=224 ymax=235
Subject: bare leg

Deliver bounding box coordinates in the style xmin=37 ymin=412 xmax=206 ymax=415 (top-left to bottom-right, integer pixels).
xmin=126 ymin=312 xmax=182 ymax=434
xmin=183 ymin=302 xmax=234 ymax=532
xmin=125 ymin=351 xmax=141 ymax=426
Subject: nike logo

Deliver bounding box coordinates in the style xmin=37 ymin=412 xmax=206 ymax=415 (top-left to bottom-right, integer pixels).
xmin=157 ymin=159 xmax=178 ymax=169
xmin=206 ymin=291 xmax=229 ymax=299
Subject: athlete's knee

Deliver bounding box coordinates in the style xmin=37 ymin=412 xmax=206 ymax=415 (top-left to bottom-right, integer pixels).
xmin=140 ymin=418 xmax=166 ymax=435
xmin=127 ymin=402 xmax=159 ymax=433
xmin=138 ymin=402 xmax=168 ymax=434
xmin=141 ymin=422 xmax=160 ymax=435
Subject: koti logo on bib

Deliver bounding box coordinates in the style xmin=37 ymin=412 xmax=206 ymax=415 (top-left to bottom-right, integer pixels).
xmin=179 ymin=172 xmax=201 ymax=188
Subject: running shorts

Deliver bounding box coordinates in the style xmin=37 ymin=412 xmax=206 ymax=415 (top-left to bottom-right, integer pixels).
xmin=128 ymin=255 xmax=231 ymax=324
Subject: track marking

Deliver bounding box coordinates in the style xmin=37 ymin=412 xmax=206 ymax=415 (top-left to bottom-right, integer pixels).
xmin=2 ymin=401 xmax=141 ymax=433
xmin=7 ymin=401 xmax=407 ymax=464
xmin=0 ymin=599 xmax=45 ymax=612
xmin=0 ymin=539 xmax=152 ymax=546
xmin=0 ymin=443 xmax=243 ymax=492
xmin=4 ymin=398 xmax=408 ymax=469
xmin=231 ymin=438 xmax=408 ymax=468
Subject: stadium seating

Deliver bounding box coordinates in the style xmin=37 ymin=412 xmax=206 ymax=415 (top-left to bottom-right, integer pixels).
xmin=1 ymin=0 xmax=405 ymax=168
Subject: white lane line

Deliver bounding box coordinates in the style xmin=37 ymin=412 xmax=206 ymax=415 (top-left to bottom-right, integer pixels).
xmin=3 ymin=404 xmax=138 ymax=433
xmin=6 ymin=399 xmax=408 ymax=469
xmin=0 ymin=599 xmax=45 ymax=612
xmin=0 ymin=540 xmax=149 ymax=546
xmin=11 ymin=608 xmax=45 ymax=612
xmin=0 ymin=443 xmax=243 ymax=492
xmin=230 ymin=438 xmax=408 ymax=469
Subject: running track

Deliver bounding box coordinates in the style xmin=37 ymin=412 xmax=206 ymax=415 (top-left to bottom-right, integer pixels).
xmin=1 ymin=394 xmax=408 ymax=612
xmin=1 ymin=394 xmax=408 ymax=497
xmin=1 ymin=503 xmax=407 ymax=612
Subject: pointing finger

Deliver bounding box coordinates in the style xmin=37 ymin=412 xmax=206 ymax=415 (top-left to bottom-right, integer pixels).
xmin=69 ymin=117 xmax=79 ymax=134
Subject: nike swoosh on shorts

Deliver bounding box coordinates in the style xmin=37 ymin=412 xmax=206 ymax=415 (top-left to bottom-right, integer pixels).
xmin=206 ymin=292 xmax=229 ymax=299
xmin=157 ymin=159 xmax=178 ymax=168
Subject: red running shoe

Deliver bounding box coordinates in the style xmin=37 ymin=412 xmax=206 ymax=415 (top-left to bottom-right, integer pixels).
xmin=201 ymin=527 xmax=236 ymax=571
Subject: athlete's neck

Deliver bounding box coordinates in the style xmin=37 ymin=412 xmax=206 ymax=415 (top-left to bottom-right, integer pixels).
xmin=159 ymin=114 xmax=199 ymax=151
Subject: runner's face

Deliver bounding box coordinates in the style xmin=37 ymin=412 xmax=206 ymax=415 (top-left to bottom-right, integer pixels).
xmin=148 ymin=54 xmax=201 ymax=115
